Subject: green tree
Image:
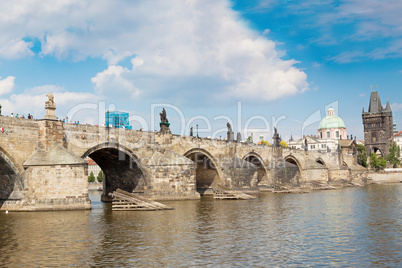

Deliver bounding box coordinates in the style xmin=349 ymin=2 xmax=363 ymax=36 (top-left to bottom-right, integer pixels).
xmin=369 ymin=153 xmax=386 ymax=171
xmin=356 ymin=144 xmax=368 ymax=167
xmin=88 ymin=171 xmax=96 ymax=183
xmin=246 ymin=136 xmax=253 ymax=143
xmin=261 ymin=139 xmax=271 ymax=146
xmin=385 ymin=142 xmax=401 ymax=168
xmin=97 ymin=170 xmax=103 ymax=183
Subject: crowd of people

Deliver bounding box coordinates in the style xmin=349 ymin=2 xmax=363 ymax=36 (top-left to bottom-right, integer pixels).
xmin=9 ymin=113 xmax=35 ymax=119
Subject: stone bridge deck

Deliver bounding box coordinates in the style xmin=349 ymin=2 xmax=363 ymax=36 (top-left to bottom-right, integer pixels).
xmin=0 ymin=116 xmax=367 ymax=211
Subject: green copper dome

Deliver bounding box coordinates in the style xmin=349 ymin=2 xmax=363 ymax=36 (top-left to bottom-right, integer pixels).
xmin=318 ymin=108 xmax=346 ymax=130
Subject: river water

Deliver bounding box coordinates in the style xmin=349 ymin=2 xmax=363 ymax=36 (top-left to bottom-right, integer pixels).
xmin=0 ymin=184 xmax=401 ymax=267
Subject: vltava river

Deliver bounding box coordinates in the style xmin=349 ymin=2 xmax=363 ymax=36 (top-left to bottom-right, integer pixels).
xmin=0 ymin=184 xmax=401 ymax=267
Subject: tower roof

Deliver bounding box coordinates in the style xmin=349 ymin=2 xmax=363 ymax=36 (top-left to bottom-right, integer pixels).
xmin=368 ymin=91 xmax=383 ymax=113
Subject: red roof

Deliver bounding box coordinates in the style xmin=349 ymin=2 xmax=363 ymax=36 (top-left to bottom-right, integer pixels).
xmin=87 ymin=159 xmax=98 ymax=166
xmin=394 ymin=131 xmax=402 ymax=137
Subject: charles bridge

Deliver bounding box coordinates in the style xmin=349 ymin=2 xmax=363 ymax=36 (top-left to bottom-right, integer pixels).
xmin=0 ymin=96 xmax=367 ymax=211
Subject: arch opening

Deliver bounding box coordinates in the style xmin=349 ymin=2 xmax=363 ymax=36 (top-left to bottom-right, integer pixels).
xmin=0 ymin=151 xmax=23 ymax=201
xmin=243 ymin=154 xmax=269 ymax=185
xmin=373 ymin=147 xmax=383 ymax=157
xmin=283 ymin=156 xmax=301 ymax=186
xmin=84 ymin=147 xmax=147 ymax=202
xmin=184 ymin=150 xmax=221 ymax=195
xmin=316 ymin=158 xmax=326 ymax=166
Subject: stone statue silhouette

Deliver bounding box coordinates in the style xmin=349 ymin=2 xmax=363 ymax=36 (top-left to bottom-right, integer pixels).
xmin=227 ymin=122 xmax=232 ymax=132
xmin=237 ymin=132 xmax=241 ymax=142
xmin=190 ymin=127 xmax=193 ymax=136
xmin=46 ymin=92 xmax=56 ymax=107
xmin=160 ymin=108 xmax=168 ymax=123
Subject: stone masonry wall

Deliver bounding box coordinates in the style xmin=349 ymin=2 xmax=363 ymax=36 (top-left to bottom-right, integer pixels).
xmin=22 ymin=164 xmax=90 ymax=210
xmin=147 ymin=163 xmax=199 ymax=200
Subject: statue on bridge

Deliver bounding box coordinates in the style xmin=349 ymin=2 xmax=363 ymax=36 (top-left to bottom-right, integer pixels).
xmin=227 ymin=122 xmax=234 ymax=141
xmin=0 ymin=103 xmax=2 ymax=116
xmin=272 ymin=127 xmax=281 ymax=147
xmin=46 ymin=92 xmax=56 ymax=108
xmin=159 ymin=108 xmax=171 ymax=134
xmin=237 ymin=132 xmax=241 ymax=142
xmin=44 ymin=92 xmax=57 ymax=120
xmin=190 ymin=127 xmax=193 ymax=137
xmin=160 ymin=108 xmax=168 ymax=123
xmin=226 ymin=122 xmax=232 ymax=132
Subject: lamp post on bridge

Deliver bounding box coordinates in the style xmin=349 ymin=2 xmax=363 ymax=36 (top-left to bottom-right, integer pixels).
xmin=196 ymin=124 xmax=199 ymax=138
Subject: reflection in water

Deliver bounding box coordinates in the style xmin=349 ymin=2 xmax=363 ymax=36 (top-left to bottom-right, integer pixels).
xmin=0 ymin=185 xmax=400 ymax=267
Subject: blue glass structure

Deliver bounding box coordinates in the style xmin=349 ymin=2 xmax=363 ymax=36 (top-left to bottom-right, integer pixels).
xmin=105 ymin=111 xmax=132 ymax=129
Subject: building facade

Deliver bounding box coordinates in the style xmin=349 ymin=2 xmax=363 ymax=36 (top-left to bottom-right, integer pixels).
xmin=288 ymin=135 xmax=339 ymax=152
xmin=362 ymin=91 xmax=393 ymax=156
xmin=289 ymin=107 xmax=353 ymax=152
xmin=86 ymin=158 xmax=102 ymax=178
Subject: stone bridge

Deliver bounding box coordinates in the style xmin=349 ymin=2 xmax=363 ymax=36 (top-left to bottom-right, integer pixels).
xmin=0 ymin=114 xmax=367 ymax=211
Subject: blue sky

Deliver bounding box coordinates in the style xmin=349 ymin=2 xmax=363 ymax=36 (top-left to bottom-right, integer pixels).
xmin=0 ymin=0 xmax=401 ymax=142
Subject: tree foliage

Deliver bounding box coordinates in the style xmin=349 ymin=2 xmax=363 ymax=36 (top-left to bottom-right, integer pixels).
xmin=385 ymin=142 xmax=401 ymax=168
xmin=260 ymin=139 xmax=271 ymax=146
xmin=97 ymin=170 xmax=103 ymax=182
xmin=88 ymin=171 xmax=96 ymax=183
xmin=369 ymin=153 xmax=386 ymax=171
xmin=280 ymin=140 xmax=288 ymax=148
xmin=356 ymin=144 xmax=368 ymax=167
xmin=246 ymin=136 xmax=253 ymax=143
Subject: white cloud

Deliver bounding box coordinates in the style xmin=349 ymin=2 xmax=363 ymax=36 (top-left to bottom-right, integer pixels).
xmin=91 ymin=65 xmax=140 ymax=98
xmin=391 ymin=103 xmax=402 ymax=112
xmin=0 ymin=89 xmax=101 ymax=121
xmin=0 ymin=0 xmax=308 ymax=103
xmin=0 ymin=76 xmax=15 ymax=96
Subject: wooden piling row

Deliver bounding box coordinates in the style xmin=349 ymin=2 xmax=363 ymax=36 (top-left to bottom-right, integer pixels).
xmin=212 ymin=185 xmax=256 ymax=200
xmin=109 ymin=189 xmax=174 ymax=211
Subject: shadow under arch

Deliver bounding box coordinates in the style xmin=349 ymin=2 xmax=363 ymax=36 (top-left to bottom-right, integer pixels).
xmin=82 ymin=143 xmax=149 ymax=202
xmin=0 ymin=147 xmax=24 ymax=202
xmin=283 ymin=155 xmax=302 ymax=186
xmin=242 ymin=152 xmax=270 ymax=185
xmin=183 ymin=148 xmax=225 ymax=195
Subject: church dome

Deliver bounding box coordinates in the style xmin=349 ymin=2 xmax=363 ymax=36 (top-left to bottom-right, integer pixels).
xmin=318 ymin=108 xmax=346 ymax=130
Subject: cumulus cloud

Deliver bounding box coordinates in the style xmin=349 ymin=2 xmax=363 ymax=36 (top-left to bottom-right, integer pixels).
xmin=0 ymin=0 xmax=308 ymax=104
xmin=91 ymin=65 xmax=140 ymax=98
xmin=0 ymin=76 xmax=15 ymax=96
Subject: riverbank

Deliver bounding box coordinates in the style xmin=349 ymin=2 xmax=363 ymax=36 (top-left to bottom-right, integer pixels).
xmin=368 ymin=169 xmax=402 ymax=184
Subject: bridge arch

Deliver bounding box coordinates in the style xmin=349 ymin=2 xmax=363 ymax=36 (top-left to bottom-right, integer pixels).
xmin=0 ymin=147 xmax=24 ymax=201
xmin=184 ymin=148 xmax=224 ymax=195
xmin=283 ymin=154 xmax=302 ymax=186
xmin=82 ymin=143 xmax=149 ymax=201
xmin=372 ymin=147 xmax=383 ymax=157
xmin=242 ymin=152 xmax=271 ymax=185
